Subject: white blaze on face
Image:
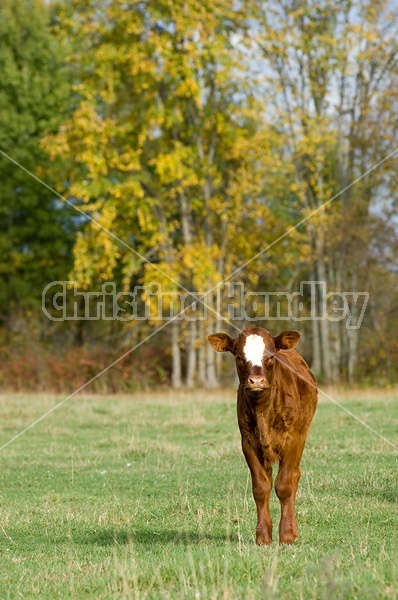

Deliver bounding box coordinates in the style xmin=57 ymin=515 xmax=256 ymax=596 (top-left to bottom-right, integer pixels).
xmin=243 ymin=334 xmax=265 ymax=367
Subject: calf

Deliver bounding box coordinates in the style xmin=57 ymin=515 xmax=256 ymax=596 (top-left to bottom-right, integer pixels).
xmin=208 ymin=326 xmax=317 ymax=545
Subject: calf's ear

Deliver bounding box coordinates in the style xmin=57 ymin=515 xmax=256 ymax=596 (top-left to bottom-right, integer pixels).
xmin=274 ymin=330 xmax=301 ymax=350
xmin=207 ymin=333 xmax=235 ymax=353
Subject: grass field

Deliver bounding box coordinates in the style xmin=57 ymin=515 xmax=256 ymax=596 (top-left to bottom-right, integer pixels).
xmin=0 ymin=388 xmax=397 ymax=599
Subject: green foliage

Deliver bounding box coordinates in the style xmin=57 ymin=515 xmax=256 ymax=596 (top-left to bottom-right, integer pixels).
xmin=43 ymin=0 xmax=298 ymax=294
xmin=0 ymin=0 xmax=74 ymax=317
xmin=0 ymin=390 xmax=397 ymax=597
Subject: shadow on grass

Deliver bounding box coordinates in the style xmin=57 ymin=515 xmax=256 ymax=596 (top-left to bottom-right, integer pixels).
xmin=74 ymin=527 xmax=238 ymax=547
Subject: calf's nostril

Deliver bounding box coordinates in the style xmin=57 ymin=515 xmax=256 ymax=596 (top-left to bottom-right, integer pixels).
xmin=248 ymin=376 xmax=265 ymax=386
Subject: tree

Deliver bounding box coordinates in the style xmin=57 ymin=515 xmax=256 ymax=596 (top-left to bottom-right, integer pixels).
xmin=44 ymin=0 xmax=301 ymax=387
xmin=0 ymin=0 xmax=74 ymax=335
xmin=253 ymin=0 xmax=398 ymax=382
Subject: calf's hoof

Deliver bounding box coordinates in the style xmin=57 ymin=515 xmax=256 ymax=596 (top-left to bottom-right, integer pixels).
xmin=279 ymin=532 xmax=298 ymax=545
xmin=256 ymin=530 xmax=272 ymax=546
xmin=279 ymin=537 xmax=295 ymax=545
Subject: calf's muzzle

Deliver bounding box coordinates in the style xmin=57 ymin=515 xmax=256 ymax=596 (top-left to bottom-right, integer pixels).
xmin=246 ymin=374 xmax=269 ymax=391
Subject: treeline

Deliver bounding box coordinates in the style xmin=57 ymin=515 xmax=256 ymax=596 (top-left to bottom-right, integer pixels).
xmin=1 ymin=0 xmax=397 ymax=390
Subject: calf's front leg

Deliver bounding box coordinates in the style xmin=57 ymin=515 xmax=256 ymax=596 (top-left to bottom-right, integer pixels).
xmin=275 ymin=439 xmax=306 ymax=544
xmin=275 ymin=437 xmax=305 ymax=544
xmin=242 ymin=438 xmax=273 ymax=545
xmin=275 ymin=464 xmax=301 ymax=544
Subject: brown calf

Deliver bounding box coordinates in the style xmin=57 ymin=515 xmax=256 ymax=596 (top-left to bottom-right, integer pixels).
xmin=208 ymin=326 xmax=317 ymax=545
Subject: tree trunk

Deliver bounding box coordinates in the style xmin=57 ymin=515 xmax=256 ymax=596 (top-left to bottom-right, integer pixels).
xmin=311 ymin=317 xmax=322 ymax=377
xmin=198 ymin=320 xmax=207 ymax=386
xmin=186 ymin=320 xmax=197 ymax=388
xmin=309 ymin=263 xmax=322 ymax=375
xmin=215 ymin=315 xmax=223 ymax=379
xmin=315 ymin=239 xmax=333 ymax=382
xmin=206 ymin=338 xmax=218 ymax=388
xmin=171 ymin=320 xmax=182 ymax=389
xmin=329 ymin=320 xmax=341 ymax=383
xmin=180 ymin=188 xmax=193 ymax=244
xmin=346 ymin=272 xmax=359 ymax=383
xmin=205 ymin=295 xmax=218 ymax=388
xmin=347 ymin=326 xmax=358 ymax=384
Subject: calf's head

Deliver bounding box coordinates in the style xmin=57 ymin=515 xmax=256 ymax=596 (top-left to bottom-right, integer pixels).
xmin=208 ymin=327 xmax=301 ymax=396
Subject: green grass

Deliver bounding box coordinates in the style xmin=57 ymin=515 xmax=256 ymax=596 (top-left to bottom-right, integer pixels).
xmin=0 ymin=388 xmax=397 ymax=599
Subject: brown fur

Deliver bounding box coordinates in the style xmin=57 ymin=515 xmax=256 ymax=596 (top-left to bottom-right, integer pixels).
xmin=208 ymin=326 xmax=318 ymax=545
